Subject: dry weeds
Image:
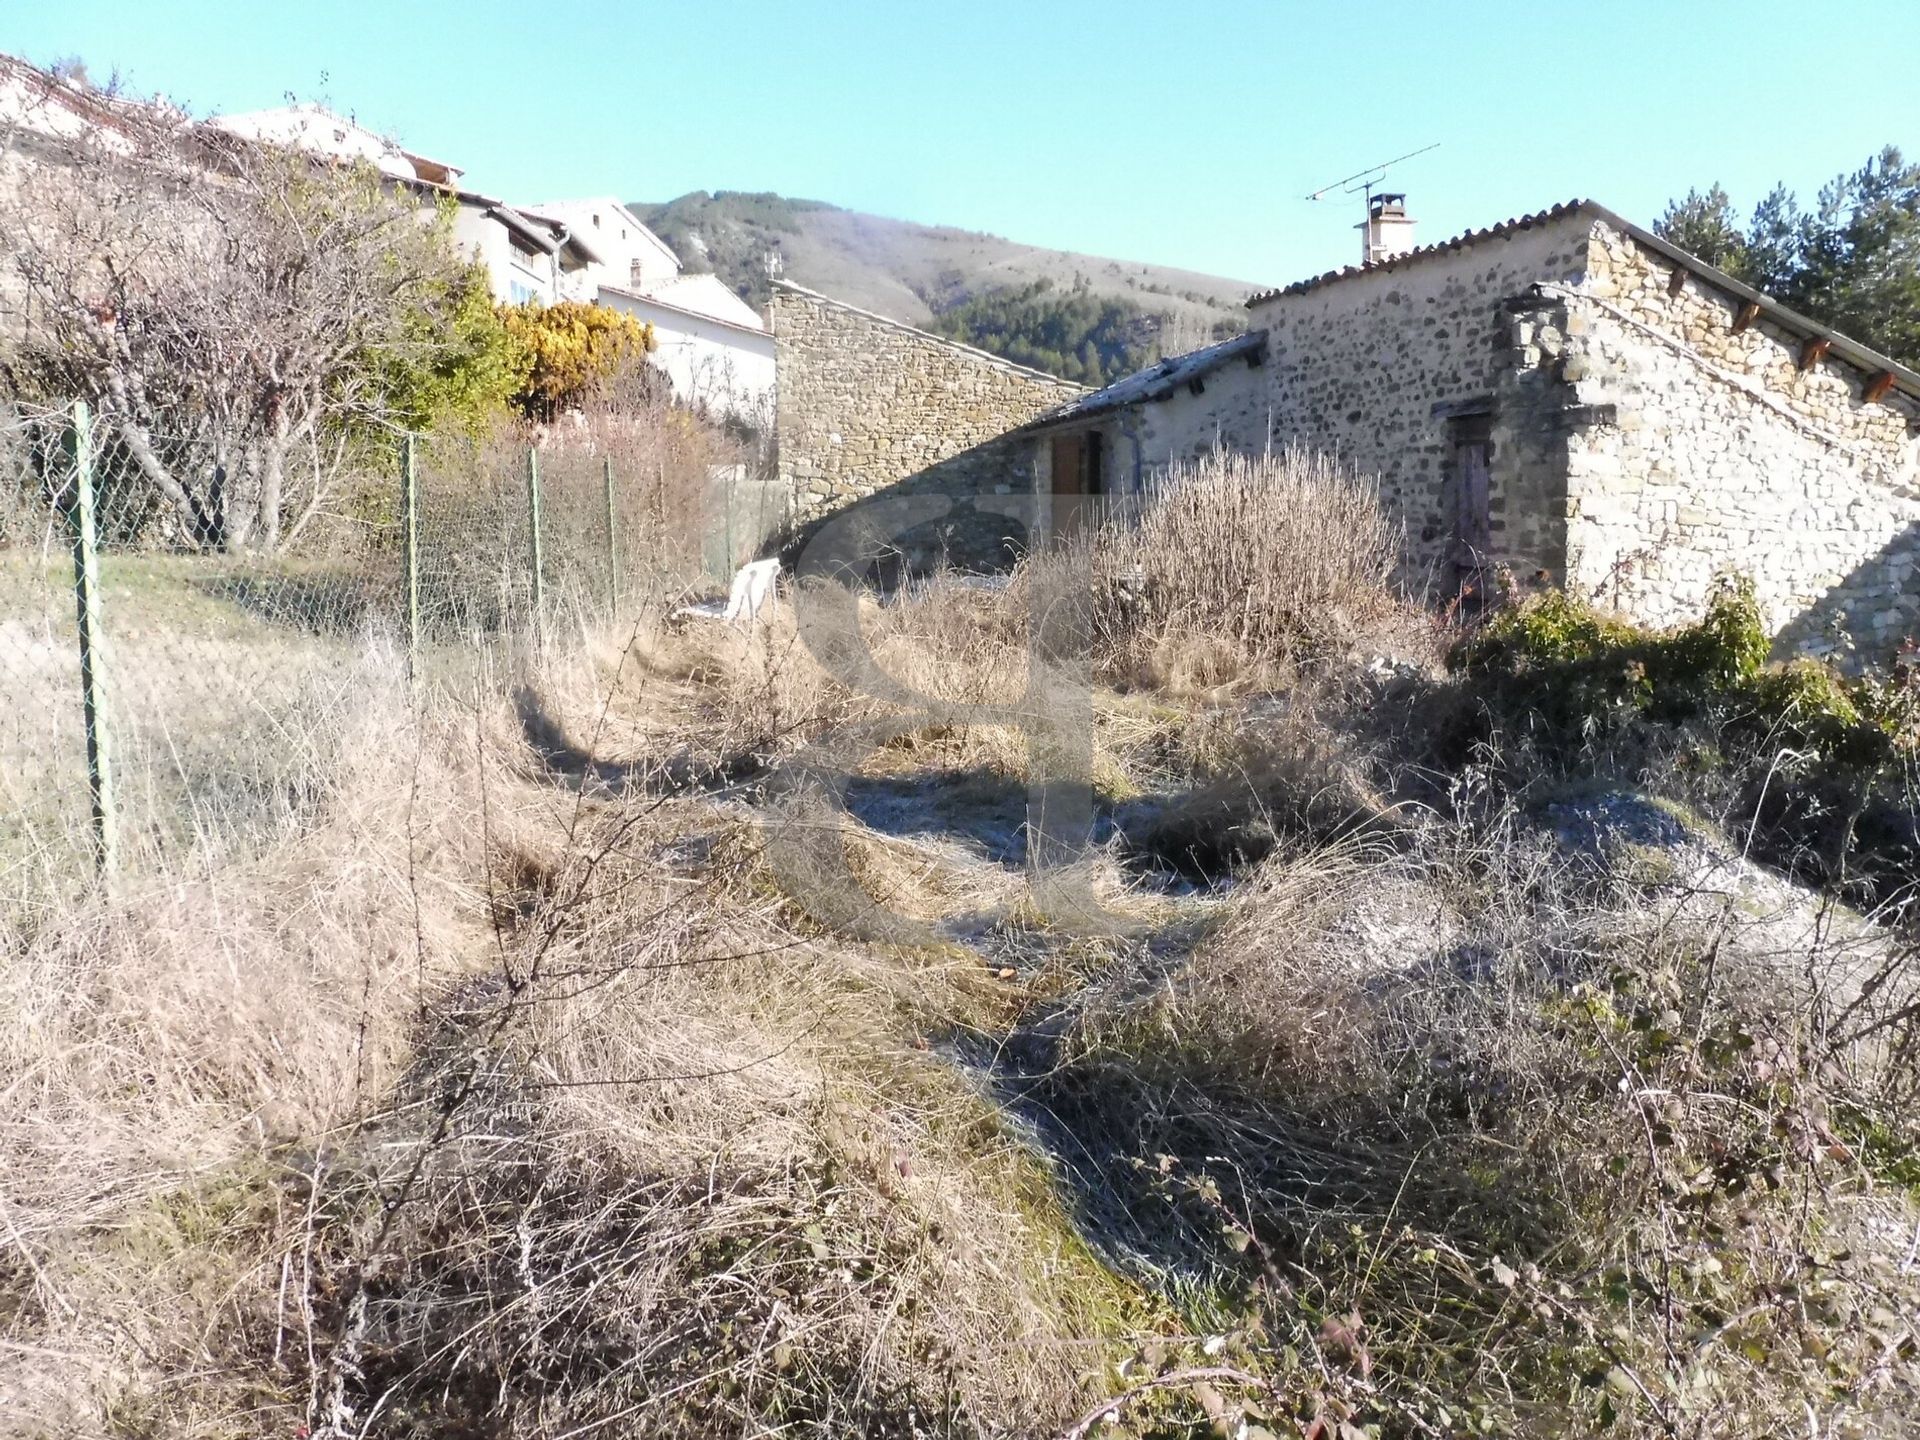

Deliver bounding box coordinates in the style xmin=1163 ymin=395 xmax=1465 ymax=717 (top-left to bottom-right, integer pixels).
xmin=4 ymin=448 xmax=1918 ymax=1440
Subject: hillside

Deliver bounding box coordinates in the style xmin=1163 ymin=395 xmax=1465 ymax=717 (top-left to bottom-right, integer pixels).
xmin=630 ymin=190 xmax=1257 ymax=383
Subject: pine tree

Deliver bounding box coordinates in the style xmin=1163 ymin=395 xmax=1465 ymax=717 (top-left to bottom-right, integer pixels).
xmin=1657 ymin=148 xmax=1920 ymax=367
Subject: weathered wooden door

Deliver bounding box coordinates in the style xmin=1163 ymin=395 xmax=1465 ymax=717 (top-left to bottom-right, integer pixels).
xmin=1051 ymin=434 xmax=1086 ymax=497
xmin=1450 ymin=415 xmax=1492 ymax=589
xmin=1050 ymin=431 xmax=1099 ymax=542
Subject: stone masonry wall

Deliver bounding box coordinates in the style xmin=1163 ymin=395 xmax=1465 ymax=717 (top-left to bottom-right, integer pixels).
xmin=1554 ymin=222 xmax=1920 ymax=661
xmin=1249 ymin=214 xmax=1596 ymax=582
xmin=772 ymin=282 xmax=1084 ymax=569
xmin=1126 ymin=358 xmax=1275 ymax=476
xmin=1020 ymin=353 xmax=1273 ymax=508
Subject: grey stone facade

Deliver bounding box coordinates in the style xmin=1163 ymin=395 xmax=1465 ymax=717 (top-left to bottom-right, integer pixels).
xmin=1028 ymin=206 xmax=1920 ymax=662
xmin=771 ymin=206 xmax=1920 ymax=661
xmin=770 ymin=281 xmax=1083 ymax=570
xmin=1249 ymin=213 xmax=1597 ymax=582
xmin=1551 ymin=221 xmax=1920 ymax=660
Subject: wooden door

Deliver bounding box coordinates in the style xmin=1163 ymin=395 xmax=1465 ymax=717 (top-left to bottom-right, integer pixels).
xmin=1051 ymin=434 xmax=1086 ymax=496
xmin=1050 ymin=432 xmax=1089 ymax=543
xmin=1450 ymin=415 xmax=1492 ymax=590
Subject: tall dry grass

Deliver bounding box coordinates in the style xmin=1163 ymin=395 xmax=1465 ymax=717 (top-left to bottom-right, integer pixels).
xmin=1074 ymin=446 xmax=1411 ymax=688
xmin=0 ymin=388 xmax=775 ymax=1433
xmin=0 ymin=569 xmax=1148 ymax=1436
xmin=7 ymin=418 xmax=1917 ymax=1440
xmin=290 ymin=783 xmax=1141 ymax=1438
xmin=0 ymin=649 xmax=512 ymax=1433
xmin=1047 ymin=794 xmax=1920 ymax=1437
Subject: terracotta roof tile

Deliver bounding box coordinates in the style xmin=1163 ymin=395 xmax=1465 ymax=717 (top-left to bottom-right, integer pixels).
xmin=1247 ymin=200 xmax=1594 ymax=305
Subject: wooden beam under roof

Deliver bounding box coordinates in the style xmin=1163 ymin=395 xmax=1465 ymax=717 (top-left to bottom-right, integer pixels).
xmin=1864 ymin=370 xmax=1898 ymax=405
xmin=1732 ymin=301 xmax=1761 ymax=335
xmin=1799 ymin=336 xmax=1832 ymax=371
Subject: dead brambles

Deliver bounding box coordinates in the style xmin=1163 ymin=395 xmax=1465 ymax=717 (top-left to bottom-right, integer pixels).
xmin=5 ymin=455 xmax=1919 ymax=1439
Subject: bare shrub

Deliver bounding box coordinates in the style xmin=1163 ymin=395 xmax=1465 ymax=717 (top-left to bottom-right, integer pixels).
xmin=1054 ymin=803 xmax=1920 ymax=1437
xmin=1083 ymin=446 xmax=1406 ymax=683
xmin=555 ymin=360 xmax=738 ymax=582
xmin=1 ymin=91 xmax=480 ymax=552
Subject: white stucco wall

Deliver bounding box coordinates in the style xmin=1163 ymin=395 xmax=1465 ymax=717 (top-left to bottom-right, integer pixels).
xmin=451 ymin=205 xmax=557 ymax=304
xmin=600 ymin=288 xmax=777 ymax=422
xmin=533 ymin=197 xmax=680 ymax=300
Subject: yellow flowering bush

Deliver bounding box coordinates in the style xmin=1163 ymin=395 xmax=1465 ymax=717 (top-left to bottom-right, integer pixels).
xmin=500 ymin=301 xmax=655 ymax=418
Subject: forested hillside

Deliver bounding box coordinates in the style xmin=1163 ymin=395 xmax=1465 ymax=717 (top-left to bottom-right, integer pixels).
xmin=925 ymin=280 xmax=1155 ymax=386
xmin=630 ymin=190 xmax=1253 ymax=383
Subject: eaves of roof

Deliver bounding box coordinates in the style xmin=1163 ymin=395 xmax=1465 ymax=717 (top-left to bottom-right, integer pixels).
xmin=1247 ymin=198 xmax=1920 ymax=405
xmin=599 ymin=284 xmax=777 ymax=342
xmin=1014 ymin=329 xmax=1270 ymax=434
xmin=488 ymin=203 xmax=560 ymax=255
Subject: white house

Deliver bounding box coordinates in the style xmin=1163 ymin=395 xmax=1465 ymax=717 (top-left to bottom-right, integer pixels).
xmin=448 ymin=199 xmax=600 ymax=306
xmin=205 ymin=103 xmax=460 ymax=187
xmin=534 ymin=194 xmax=777 ymax=423
xmin=525 ymin=196 xmax=680 ymax=298
xmin=0 ymin=53 xmax=152 ymax=153
xmin=207 ymin=105 xmax=603 ymax=307
xmin=600 ymin=276 xmax=776 ymax=423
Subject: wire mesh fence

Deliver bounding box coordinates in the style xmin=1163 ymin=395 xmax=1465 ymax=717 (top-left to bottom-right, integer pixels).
xmin=0 ymin=409 xmax=95 ymax=910
xmin=0 ymin=401 xmax=769 ymax=926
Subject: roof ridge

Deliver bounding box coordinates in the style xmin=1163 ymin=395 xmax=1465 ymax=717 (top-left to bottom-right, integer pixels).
xmin=598 ymin=284 xmax=773 ymax=339
xmin=1243 ymin=200 xmax=1917 ymax=402
xmin=769 ymin=280 xmax=1087 ymax=388
xmin=1014 ymin=328 xmax=1270 ymax=434
xmin=1247 ymin=199 xmax=1594 ymax=304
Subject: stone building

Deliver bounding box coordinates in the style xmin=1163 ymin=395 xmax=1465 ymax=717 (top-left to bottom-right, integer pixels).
xmin=771 ymin=199 xmax=1920 ymax=660
xmin=770 ymin=280 xmax=1084 ymax=568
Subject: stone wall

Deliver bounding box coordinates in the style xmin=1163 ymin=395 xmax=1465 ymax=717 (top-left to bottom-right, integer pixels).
xmin=1552 ymin=222 xmax=1920 ymax=661
xmin=771 ymin=281 xmax=1083 ymax=569
xmin=1014 ymin=348 xmax=1274 ymax=511
xmin=1120 ymin=354 xmax=1274 ymax=479
xmin=770 ymin=216 xmax=1920 ymax=660
xmin=1244 ymin=210 xmax=1920 ymax=661
xmin=1249 ymin=213 xmax=1596 ymax=581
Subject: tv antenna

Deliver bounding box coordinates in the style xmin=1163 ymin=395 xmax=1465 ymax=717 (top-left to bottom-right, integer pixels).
xmin=1304 ymin=141 xmax=1440 ymax=207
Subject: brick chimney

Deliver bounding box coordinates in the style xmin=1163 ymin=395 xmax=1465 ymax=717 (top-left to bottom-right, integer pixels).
xmin=1358 ymin=192 xmax=1416 ymax=266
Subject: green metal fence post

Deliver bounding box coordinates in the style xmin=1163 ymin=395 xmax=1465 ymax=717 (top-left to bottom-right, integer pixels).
xmin=603 ymin=454 xmax=619 ymax=618
xmin=724 ymin=468 xmax=736 ymax=576
xmin=64 ymin=401 xmax=118 ymax=883
xmin=400 ymin=433 xmax=421 ymax=672
xmin=526 ymin=444 xmax=545 ymax=637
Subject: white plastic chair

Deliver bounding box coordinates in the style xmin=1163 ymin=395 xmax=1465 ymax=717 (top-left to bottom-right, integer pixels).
xmin=722 ymin=558 xmax=781 ymax=624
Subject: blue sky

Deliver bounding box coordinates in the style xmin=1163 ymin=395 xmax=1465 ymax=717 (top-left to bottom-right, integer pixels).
xmin=10 ymin=1 xmax=1917 ymax=288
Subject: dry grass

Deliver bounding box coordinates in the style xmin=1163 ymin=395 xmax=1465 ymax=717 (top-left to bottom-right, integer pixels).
xmin=1051 ymin=806 xmax=1920 ymax=1437
xmin=0 ymin=584 xmax=1146 ymax=1437
xmin=1057 ymin=447 xmax=1419 ymax=691
xmin=0 ymin=649 xmax=508 ymax=1433
xmin=295 ymin=793 xmax=1146 ymax=1438
xmin=5 ymin=441 xmax=1919 ymax=1440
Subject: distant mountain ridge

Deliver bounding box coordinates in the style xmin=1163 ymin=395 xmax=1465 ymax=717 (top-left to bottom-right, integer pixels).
xmin=628 ymin=191 xmax=1257 ymax=384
